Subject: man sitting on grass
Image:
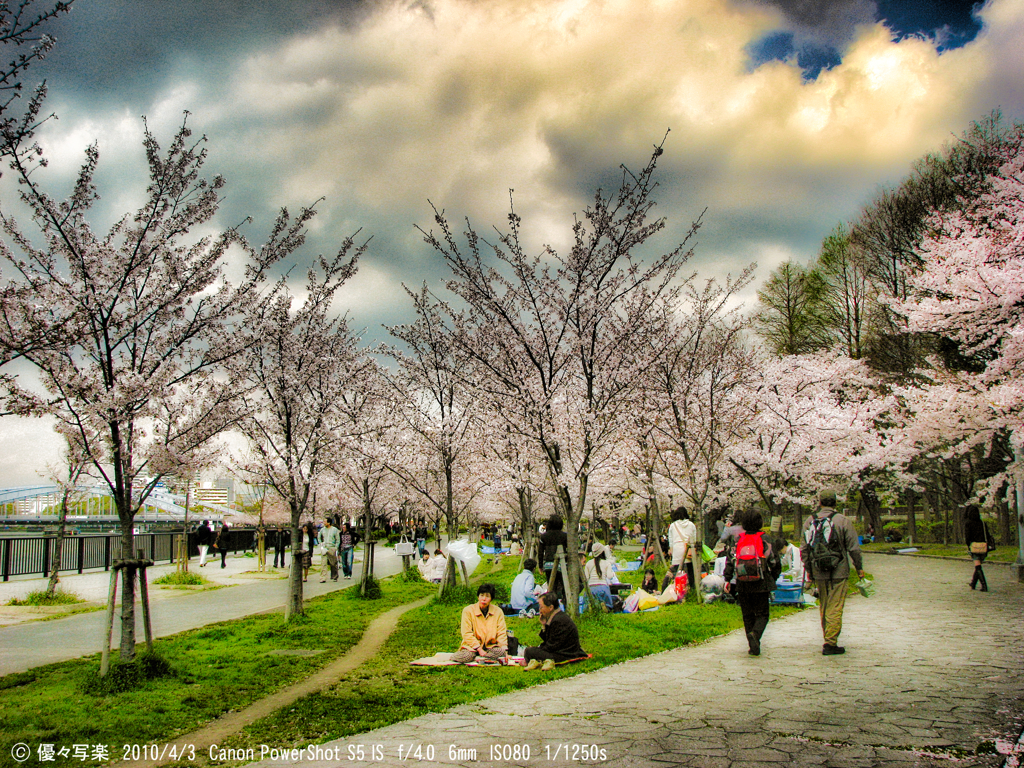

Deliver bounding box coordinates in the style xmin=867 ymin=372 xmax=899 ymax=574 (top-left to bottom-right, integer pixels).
xmin=452 ymin=583 xmax=508 ymax=664
xmin=523 ymin=592 xmax=587 ymax=671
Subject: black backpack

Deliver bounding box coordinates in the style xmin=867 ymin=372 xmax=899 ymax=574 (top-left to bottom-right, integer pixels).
xmin=806 ymin=514 xmax=844 ymax=573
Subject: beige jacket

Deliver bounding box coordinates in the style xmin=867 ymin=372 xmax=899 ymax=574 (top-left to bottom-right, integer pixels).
xmin=459 ymin=603 xmax=508 ymax=651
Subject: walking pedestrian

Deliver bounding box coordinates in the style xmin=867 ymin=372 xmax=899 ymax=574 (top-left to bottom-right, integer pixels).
xmin=273 ymin=525 xmax=289 ymax=569
xmin=965 ymin=504 xmax=994 ymax=592
xmin=801 ymin=489 xmax=865 ymax=655
xmin=213 ymin=522 xmax=230 ymax=569
xmin=339 ymin=522 xmax=358 ymax=579
xmin=724 ymin=510 xmax=782 ymax=656
xmin=195 ymin=520 xmax=213 ymax=567
xmin=663 ymin=507 xmax=697 ymax=592
xmin=318 ymin=518 xmax=340 ymax=582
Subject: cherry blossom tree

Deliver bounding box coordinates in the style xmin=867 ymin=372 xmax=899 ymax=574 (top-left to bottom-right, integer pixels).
xmin=232 ymin=240 xmax=370 ymax=617
xmin=727 ymin=351 xmax=905 ymax=531
xmin=891 ymin=142 xmax=1024 ymax=530
xmin=420 ymin=143 xmax=702 ymax=615
xmin=648 ymin=274 xmax=754 ymax=540
xmin=0 ymin=0 xmax=75 ymax=156
xmin=383 ymin=285 xmax=485 ymax=554
xmin=0 ymin=117 xmax=296 ymax=659
xmin=43 ymin=421 xmax=90 ymax=596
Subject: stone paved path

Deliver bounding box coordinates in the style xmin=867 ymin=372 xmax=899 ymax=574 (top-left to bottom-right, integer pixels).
xmin=245 ymin=554 xmax=1024 ymax=768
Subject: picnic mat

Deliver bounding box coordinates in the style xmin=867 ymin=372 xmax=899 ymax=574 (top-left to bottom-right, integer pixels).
xmin=409 ymin=653 xmax=519 ymax=667
xmin=410 ymin=653 xmax=593 ymax=667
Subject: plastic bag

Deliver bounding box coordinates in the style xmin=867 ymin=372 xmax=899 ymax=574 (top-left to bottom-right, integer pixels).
xmin=445 ymin=538 xmax=481 ymax=578
xmin=702 ymin=543 xmax=716 ymax=563
xmin=674 ymin=572 xmax=688 ymax=600
xmin=855 ymin=578 xmax=874 ymax=598
xmin=638 ymin=592 xmax=661 ymax=610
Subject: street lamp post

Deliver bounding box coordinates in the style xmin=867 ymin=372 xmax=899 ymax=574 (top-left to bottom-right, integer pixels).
xmin=1015 ymin=441 xmax=1024 ymax=583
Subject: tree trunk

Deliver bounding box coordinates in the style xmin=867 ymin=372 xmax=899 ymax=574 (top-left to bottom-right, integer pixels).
xmin=996 ymin=482 xmax=1013 ymax=546
xmin=906 ymin=487 xmax=918 ymax=544
xmin=857 ymin=484 xmax=885 ymax=545
xmin=359 ymin=478 xmax=374 ymax=594
xmin=285 ymin=513 xmax=304 ymax=621
xmin=793 ymin=503 xmax=804 ymax=543
xmin=118 ymin=521 xmax=136 ymax=661
xmin=45 ymin=489 xmax=72 ymax=597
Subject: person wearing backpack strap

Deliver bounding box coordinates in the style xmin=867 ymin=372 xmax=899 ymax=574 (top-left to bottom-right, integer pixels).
xmin=800 ymin=489 xmax=865 ymax=655
xmin=724 ymin=509 xmax=782 ymax=656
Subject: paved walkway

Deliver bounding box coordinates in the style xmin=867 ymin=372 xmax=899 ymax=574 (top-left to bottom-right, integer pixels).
xmin=243 ymin=554 xmax=1024 ymax=768
xmin=0 ymin=545 xmax=410 ymax=675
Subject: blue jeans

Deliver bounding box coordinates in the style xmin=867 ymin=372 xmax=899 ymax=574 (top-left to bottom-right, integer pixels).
xmin=340 ymin=547 xmax=354 ymax=577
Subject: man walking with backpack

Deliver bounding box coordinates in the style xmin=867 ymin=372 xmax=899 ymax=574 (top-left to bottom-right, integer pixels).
xmin=801 ymin=489 xmax=865 ymax=655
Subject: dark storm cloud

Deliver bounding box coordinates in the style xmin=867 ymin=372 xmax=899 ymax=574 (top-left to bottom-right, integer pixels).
xmin=742 ymin=0 xmax=985 ymax=78
xmin=44 ymin=0 xmax=364 ymax=107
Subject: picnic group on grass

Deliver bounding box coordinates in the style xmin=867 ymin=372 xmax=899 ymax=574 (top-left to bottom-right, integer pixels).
xmin=448 ymin=490 xmax=876 ymax=668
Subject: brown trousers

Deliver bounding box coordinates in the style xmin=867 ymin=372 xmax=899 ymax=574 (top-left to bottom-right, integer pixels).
xmin=817 ymin=578 xmax=848 ymax=646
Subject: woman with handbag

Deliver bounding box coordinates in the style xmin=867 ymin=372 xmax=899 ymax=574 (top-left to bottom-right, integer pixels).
xmin=965 ymin=505 xmax=993 ymax=592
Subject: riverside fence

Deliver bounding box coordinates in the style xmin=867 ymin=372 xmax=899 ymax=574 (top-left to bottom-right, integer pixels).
xmin=0 ymin=529 xmax=257 ymax=581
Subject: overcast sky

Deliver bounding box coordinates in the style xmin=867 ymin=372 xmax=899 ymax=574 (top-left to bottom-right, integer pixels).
xmin=2 ymin=0 xmax=1022 ymax=487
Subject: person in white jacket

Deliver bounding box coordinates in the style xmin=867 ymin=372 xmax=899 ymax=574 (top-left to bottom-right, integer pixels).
xmin=428 ymin=548 xmax=448 ymax=582
xmin=664 ymin=507 xmax=697 ymax=591
xmin=585 ymin=543 xmax=617 ymax=609
xmin=777 ymin=537 xmax=803 ymax=580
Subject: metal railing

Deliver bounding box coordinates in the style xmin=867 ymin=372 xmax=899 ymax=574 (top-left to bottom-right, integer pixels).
xmin=0 ymin=529 xmax=257 ymax=581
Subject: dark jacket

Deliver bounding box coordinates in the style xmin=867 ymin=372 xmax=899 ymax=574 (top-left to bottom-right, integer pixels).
xmin=540 ymin=530 xmax=569 ymax=566
xmin=723 ymin=532 xmax=782 ymax=593
xmin=538 ymin=610 xmax=585 ymax=659
xmin=965 ymin=518 xmax=992 ymax=551
xmin=195 ymin=524 xmax=213 ymax=546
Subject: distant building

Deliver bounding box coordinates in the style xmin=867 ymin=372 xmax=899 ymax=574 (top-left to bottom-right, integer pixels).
xmin=195 ymin=479 xmax=235 ymax=506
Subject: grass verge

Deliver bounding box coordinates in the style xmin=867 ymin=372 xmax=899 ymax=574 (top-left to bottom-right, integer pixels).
xmin=152 ymin=571 xmax=213 ymax=587
xmin=861 ymin=541 xmax=1018 ymax=562
xmin=0 ymin=576 xmax=437 ymax=768
xmin=7 ymin=589 xmax=85 ymax=606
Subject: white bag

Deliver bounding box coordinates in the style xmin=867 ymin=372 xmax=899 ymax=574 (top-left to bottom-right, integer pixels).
xmin=395 ymin=536 xmax=416 ymax=556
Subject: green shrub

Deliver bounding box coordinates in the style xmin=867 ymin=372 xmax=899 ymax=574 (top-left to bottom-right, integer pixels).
xmin=359 ymin=575 xmax=383 ymax=599
xmin=914 ymin=520 xmax=949 ymax=543
xmin=882 ymin=522 xmax=905 ymax=542
xmin=435 ymin=584 xmax=476 ymax=605
xmin=153 ymin=570 xmax=209 ymax=586
xmin=398 ymin=566 xmax=426 ymax=583
xmin=82 ymin=651 xmax=175 ymax=695
xmin=7 ymin=589 xmax=83 ymax=606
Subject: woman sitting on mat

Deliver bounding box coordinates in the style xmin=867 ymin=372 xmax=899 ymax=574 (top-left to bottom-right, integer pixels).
xmin=452 ymin=583 xmax=508 ymax=664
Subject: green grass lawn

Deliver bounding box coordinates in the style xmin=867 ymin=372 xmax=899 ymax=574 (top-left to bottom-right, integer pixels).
xmin=0 ymin=578 xmax=437 ymax=768
xmin=861 ymin=541 xmax=1019 ymax=562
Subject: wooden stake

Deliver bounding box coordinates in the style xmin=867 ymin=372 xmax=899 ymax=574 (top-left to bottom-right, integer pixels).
xmin=99 ymin=566 xmax=119 ymax=677
xmin=138 ymin=565 xmax=154 ymax=653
